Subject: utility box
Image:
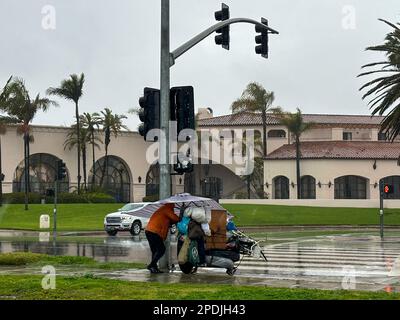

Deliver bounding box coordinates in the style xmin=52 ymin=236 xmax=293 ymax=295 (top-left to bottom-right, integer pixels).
xmin=40 ymin=214 xmax=50 ymax=229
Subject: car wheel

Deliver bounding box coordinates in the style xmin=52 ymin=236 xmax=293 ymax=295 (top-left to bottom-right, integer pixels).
xmin=106 ymin=230 xmax=118 ymax=236
xmin=130 ymin=221 xmax=142 ymax=236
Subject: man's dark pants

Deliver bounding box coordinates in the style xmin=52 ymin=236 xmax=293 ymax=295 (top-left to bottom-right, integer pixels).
xmin=145 ymin=230 xmax=166 ymax=268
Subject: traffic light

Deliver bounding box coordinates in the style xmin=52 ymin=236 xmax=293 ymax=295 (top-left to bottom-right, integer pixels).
xmin=56 ymin=160 xmax=67 ymax=181
xmin=255 ymin=18 xmax=269 ymax=58
xmin=138 ymin=88 xmax=160 ymax=141
xmin=214 ymin=3 xmax=230 ymax=50
xmin=383 ymin=184 xmax=394 ymax=195
xmin=173 ymin=157 xmax=194 ymax=175
xmin=170 ymin=86 xmax=195 ymax=141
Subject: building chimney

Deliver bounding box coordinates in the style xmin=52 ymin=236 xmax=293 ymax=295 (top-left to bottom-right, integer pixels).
xmin=197 ymin=108 xmax=213 ymax=120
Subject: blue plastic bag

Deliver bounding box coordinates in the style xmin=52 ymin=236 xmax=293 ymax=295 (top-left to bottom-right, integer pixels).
xmin=226 ymin=221 xmax=237 ymax=231
xmin=177 ymin=216 xmax=190 ymax=235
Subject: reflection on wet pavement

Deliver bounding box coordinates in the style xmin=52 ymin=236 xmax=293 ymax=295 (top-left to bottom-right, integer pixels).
xmin=0 ymin=231 xmax=399 ymax=292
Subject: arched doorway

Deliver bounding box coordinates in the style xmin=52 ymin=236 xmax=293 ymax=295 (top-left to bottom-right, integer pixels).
xmin=89 ymin=155 xmax=131 ymax=203
xmin=300 ymin=175 xmax=316 ymax=199
xmin=380 ymin=176 xmax=400 ymax=199
xmin=273 ymin=176 xmax=289 ymax=199
xmin=12 ymin=153 xmax=69 ymax=195
xmin=334 ymin=175 xmax=368 ymax=199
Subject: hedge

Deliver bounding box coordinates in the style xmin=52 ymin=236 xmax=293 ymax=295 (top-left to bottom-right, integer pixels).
xmin=2 ymin=192 xmax=116 ymax=204
xmin=142 ymin=194 xmax=159 ymax=202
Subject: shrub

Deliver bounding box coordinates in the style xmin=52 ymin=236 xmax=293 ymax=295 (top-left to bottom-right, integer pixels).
xmin=85 ymin=192 xmax=116 ymax=203
xmin=143 ymin=194 xmax=159 ymax=202
xmin=2 ymin=192 xmax=42 ymax=204
xmin=0 ymin=252 xmax=45 ymax=265
xmin=3 ymin=192 xmax=116 ymax=204
xmin=233 ymin=191 xmax=248 ymax=199
xmin=45 ymin=192 xmax=87 ymax=204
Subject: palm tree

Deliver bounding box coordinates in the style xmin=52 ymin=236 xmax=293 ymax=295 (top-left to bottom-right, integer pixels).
xmin=274 ymin=108 xmax=313 ymax=199
xmin=0 ymin=116 xmax=19 ymax=206
xmin=1 ymin=77 xmax=18 ymax=206
xmin=64 ymin=125 xmax=101 ymax=191
xmin=47 ymin=73 xmax=85 ymax=194
xmin=80 ymin=112 xmax=102 ymax=188
xmin=4 ymin=77 xmax=58 ymax=210
xmin=231 ymin=82 xmax=278 ymax=157
xmin=99 ymin=108 xmax=128 ymax=187
xmin=358 ymin=19 xmax=400 ymax=141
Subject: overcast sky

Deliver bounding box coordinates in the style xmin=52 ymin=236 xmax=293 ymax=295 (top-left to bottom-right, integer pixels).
xmin=0 ymin=0 xmax=399 ymax=130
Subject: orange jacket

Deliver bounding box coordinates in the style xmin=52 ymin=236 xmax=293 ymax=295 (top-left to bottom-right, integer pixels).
xmin=146 ymin=203 xmax=180 ymax=240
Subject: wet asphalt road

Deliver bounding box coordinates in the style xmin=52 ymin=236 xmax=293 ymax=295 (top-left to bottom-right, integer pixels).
xmin=0 ymin=230 xmax=399 ymax=292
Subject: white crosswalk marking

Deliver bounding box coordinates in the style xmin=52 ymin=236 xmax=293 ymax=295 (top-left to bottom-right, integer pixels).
xmin=234 ymin=236 xmax=400 ymax=285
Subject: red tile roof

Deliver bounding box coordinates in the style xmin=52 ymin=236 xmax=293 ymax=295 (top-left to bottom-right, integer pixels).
xmin=198 ymin=112 xmax=384 ymax=128
xmin=265 ymin=141 xmax=400 ymax=160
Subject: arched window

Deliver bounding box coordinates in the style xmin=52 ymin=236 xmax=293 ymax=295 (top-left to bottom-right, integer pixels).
xmin=146 ymin=163 xmax=159 ymax=197
xmin=268 ymin=130 xmax=286 ymax=138
xmin=300 ymin=175 xmax=316 ymax=199
xmin=201 ymin=177 xmax=223 ymax=200
xmin=89 ymin=156 xmax=131 ymax=203
xmin=145 ymin=163 xmax=178 ymax=199
xmin=334 ymin=175 xmax=368 ymax=199
xmin=380 ymin=176 xmax=400 ymax=199
xmin=273 ymin=176 xmax=289 ymax=199
xmin=13 ymin=153 xmax=69 ymax=195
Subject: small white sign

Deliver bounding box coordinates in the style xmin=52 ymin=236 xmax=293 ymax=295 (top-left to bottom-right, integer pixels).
xmin=40 ymin=214 xmax=50 ymax=229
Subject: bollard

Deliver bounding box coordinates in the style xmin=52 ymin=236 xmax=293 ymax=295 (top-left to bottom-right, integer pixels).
xmin=40 ymin=214 xmax=50 ymax=229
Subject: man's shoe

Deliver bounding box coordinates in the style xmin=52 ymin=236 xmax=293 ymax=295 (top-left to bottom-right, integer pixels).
xmin=147 ymin=266 xmax=159 ymax=274
xmin=155 ymin=268 xmax=164 ymax=273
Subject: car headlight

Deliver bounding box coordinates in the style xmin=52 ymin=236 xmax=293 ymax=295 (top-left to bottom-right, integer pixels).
xmin=122 ymin=216 xmax=133 ymax=222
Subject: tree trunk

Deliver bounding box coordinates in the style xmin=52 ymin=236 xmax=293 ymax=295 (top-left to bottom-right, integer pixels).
xmin=100 ymin=144 xmax=108 ymax=187
xmin=23 ymin=133 xmax=28 ymax=210
xmin=0 ymin=136 xmax=3 ymax=207
xmin=247 ymin=175 xmax=251 ymax=199
xmin=83 ymin=144 xmax=87 ymax=191
xmin=91 ymin=130 xmax=96 ymax=189
xmin=27 ymin=134 xmax=30 ymax=193
xmin=76 ymin=102 xmax=81 ymax=194
xmin=261 ymin=109 xmax=267 ymax=157
xmin=296 ymin=136 xmax=301 ymax=199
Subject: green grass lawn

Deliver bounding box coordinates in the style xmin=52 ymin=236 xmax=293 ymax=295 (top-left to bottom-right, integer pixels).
xmin=0 ymin=275 xmax=398 ymax=300
xmin=0 ymin=203 xmax=121 ymax=231
xmin=0 ymin=252 xmax=146 ymax=270
xmin=224 ymin=204 xmax=400 ymax=226
xmin=1 ymin=203 xmax=400 ymax=232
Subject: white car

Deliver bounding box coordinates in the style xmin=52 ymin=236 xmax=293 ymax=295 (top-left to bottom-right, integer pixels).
xmin=104 ymin=202 xmax=152 ymax=236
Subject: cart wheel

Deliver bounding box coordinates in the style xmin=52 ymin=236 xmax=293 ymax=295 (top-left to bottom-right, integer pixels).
xmin=179 ymin=262 xmax=194 ymax=274
xmin=226 ymin=267 xmax=237 ymax=276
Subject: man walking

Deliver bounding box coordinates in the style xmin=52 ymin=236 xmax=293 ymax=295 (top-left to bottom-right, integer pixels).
xmin=145 ymin=203 xmax=180 ymax=273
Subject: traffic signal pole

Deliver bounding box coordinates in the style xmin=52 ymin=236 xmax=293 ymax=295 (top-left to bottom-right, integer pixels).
xmin=53 ymin=179 xmax=58 ymax=241
xmin=158 ymin=0 xmax=172 ymax=271
xmin=157 ymin=1 xmax=279 ymax=271
xmin=379 ymin=181 xmax=384 ymax=240
xmin=170 ymin=17 xmax=278 ymax=66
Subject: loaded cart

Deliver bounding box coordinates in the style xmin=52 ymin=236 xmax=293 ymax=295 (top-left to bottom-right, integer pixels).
xmin=158 ymin=193 xmax=267 ymax=276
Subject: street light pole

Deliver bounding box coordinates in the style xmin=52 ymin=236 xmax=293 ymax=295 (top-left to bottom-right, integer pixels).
xmin=159 ymin=0 xmax=172 ymax=270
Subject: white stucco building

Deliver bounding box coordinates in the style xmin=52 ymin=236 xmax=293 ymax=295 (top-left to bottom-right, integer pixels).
xmin=1 ymin=109 xmax=400 ymax=202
